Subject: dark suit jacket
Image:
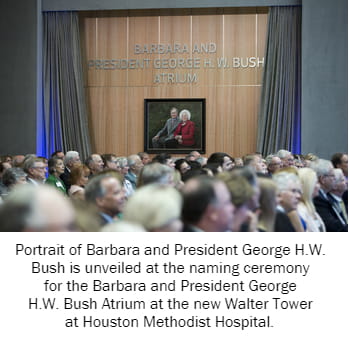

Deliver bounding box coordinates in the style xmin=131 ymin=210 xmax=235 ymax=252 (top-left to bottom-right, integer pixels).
xmin=274 ymin=210 xmax=296 ymax=232
xmin=60 ymin=167 xmax=71 ymax=191
xmin=314 ymin=190 xmax=347 ymax=232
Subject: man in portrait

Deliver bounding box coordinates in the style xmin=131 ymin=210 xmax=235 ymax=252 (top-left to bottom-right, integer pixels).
xmin=152 ymin=107 xmax=181 ymax=148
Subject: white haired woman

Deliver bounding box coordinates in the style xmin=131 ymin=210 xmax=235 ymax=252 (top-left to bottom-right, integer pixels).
xmin=174 ymin=109 xmax=195 ymax=146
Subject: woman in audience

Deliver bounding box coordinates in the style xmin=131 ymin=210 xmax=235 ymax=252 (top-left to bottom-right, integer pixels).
xmin=175 ymin=158 xmax=191 ymax=176
xmin=45 ymin=157 xmax=66 ymax=194
xmin=69 ymin=164 xmax=90 ymax=200
xmin=297 ymin=167 xmax=326 ymax=231
xmin=1 ymin=167 xmax=27 ymax=198
xmin=123 ymin=184 xmax=183 ymax=232
xmin=258 ymin=177 xmax=278 ymax=231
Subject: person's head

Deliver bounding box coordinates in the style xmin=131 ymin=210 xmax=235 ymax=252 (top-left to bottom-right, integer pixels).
xmin=169 ymin=107 xmax=178 ymax=119
xmin=186 ymin=151 xmax=201 ymax=161
xmin=266 ymin=155 xmax=282 ymax=174
xmin=218 ymin=172 xmax=254 ymax=231
xmin=175 ymin=159 xmax=191 ymax=175
xmin=331 ymin=153 xmax=348 ymax=177
xmin=2 ymin=168 xmax=27 ymax=189
xmin=137 ymin=162 xmax=174 ymax=188
xmin=85 ymin=154 xmax=104 ymax=174
xmin=234 ymin=157 xmax=244 ymax=167
xmin=181 ymin=176 xmax=234 ymax=232
xmin=273 ymin=172 xmax=302 ymax=212
xmin=0 ymin=161 xmax=12 ymax=178
xmin=51 ymin=150 xmax=65 ymax=159
xmin=207 ymin=152 xmax=234 ymax=171
xmin=0 ymin=185 xmax=76 ymax=232
xmin=243 ymin=154 xmax=265 ymax=173
xmin=70 ymin=164 xmax=90 ymax=187
xmin=23 ymin=157 xmax=47 ymax=182
xmin=297 ymin=167 xmax=320 ymax=216
xmin=231 ymin=166 xmax=260 ymax=211
xmin=258 ymin=177 xmax=278 ymax=231
xmin=85 ymin=174 xmax=126 ymax=217
xmin=127 ymin=154 xmax=144 ymax=175
xmin=152 ymin=153 xmax=175 ymax=169
xmin=12 ymin=155 xmax=25 ymax=167
xmin=179 ymin=109 xmax=191 ymax=122
xmin=63 ymin=151 xmax=81 ymax=169
xmin=115 ymin=157 xmax=129 ymax=176
xmin=123 ymin=184 xmax=183 ymax=232
xmin=310 ymin=159 xmax=335 ymax=193
xmin=277 ymin=149 xmax=294 ymax=167
xmin=48 ymin=157 xmax=65 ymax=177
xmin=102 ymin=154 xmax=118 ymax=170
xmin=331 ymin=168 xmax=348 ymax=197
xmin=138 ymin=152 xmax=151 ymax=165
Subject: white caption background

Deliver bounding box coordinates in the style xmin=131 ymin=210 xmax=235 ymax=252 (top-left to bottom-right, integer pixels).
xmin=0 ymin=233 xmax=347 ymax=344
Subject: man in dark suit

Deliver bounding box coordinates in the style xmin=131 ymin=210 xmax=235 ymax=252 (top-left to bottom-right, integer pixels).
xmin=311 ymin=159 xmax=347 ymax=232
xmin=152 ymin=107 xmax=181 ymax=148
xmin=85 ymin=174 xmax=126 ymax=227
xmin=61 ymin=151 xmax=81 ymax=190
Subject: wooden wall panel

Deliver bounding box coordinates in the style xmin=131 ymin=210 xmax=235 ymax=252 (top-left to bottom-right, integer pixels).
xmin=82 ymin=8 xmax=268 ymax=157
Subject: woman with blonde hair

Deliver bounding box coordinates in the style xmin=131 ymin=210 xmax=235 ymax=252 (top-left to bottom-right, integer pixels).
xmin=258 ymin=177 xmax=278 ymax=232
xmin=297 ymin=167 xmax=326 ymax=231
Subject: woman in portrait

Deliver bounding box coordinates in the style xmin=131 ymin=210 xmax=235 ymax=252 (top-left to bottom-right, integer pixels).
xmin=174 ymin=109 xmax=195 ymax=146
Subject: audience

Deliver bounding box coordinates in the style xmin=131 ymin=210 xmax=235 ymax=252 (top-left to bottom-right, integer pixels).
xmin=0 ymin=148 xmax=347 ymax=232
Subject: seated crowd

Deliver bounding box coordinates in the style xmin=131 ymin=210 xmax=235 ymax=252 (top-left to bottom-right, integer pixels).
xmin=0 ymin=150 xmax=347 ymax=232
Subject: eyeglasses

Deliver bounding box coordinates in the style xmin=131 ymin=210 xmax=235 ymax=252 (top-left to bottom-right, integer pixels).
xmin=32 ymin=166 xmax=47 ymax=170
xmin=324 ymin=174 xmax=335 ymax=178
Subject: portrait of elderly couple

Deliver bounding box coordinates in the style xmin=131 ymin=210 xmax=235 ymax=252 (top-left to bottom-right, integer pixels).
xmin=145 ymin=99 xmax=205 ymax=153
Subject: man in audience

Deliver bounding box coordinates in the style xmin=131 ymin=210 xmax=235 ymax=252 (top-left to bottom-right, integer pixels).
xmin=85 ymin=154 xmax=104 ymax=176
xmin=277 ymin=149 xmax=295 ymax=168
xmin=12 ymin=155 xmax=25 ymax=167
xmin=272 ymin=172 xmax=302 ymax=231
xmin=61 ymin=150 xmax=81 ymax=190
xmin=23 ymin=157 xmax=47 ymax=185
xmin=243 ymin=154 xmax=266 ymax=174
xmin=152 ymin=152 xmax=175 ymax=169
xmin=51 ymin=150 xmax=65 ymax=159
xmin=181 ymin=176 xmax=235 ymax=232
xmin=266 ymin=154 xmax=282 ymax=175
xmin=125 ymin=154 xmax=144 ymax=190
xmin=311 ymin=159 xmax=347 ymax=231
xmin=85 ymin=174 xmax=126 ymax=226
xmin=328 ymin=168 xmax=348 ymax=222
xmin=0 ymin=184 xmax=76 ymax=231
xmin=138 ymin=152 xmax=151 ymax=165
xmin=331 ymin=152 xmax=348 ymax=178
xmin=152 ymin=107 xmax=181 ymax=148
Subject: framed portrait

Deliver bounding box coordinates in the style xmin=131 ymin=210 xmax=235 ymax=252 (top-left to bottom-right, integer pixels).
xmin=144 ymin=98 xmax=206 ymax=154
